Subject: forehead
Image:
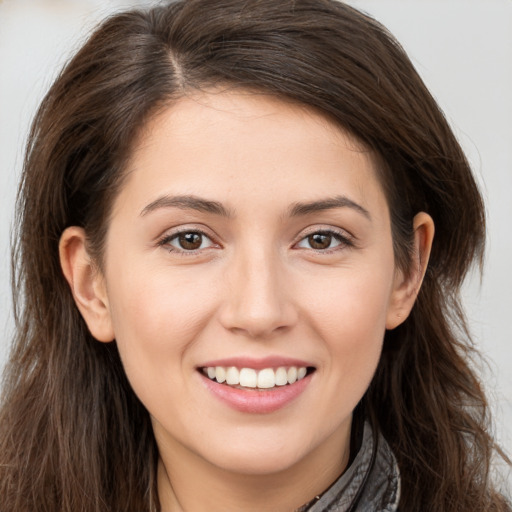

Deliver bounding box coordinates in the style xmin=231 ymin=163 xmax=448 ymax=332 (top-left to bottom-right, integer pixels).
xmin=116 ymin=90 xmax=387 ymax=219
xmin=135 ymin=90 xmax=368 ymax=154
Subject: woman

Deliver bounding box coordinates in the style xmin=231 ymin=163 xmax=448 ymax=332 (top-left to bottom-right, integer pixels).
xmin=0 ymin=0 xmax=509 ymax=510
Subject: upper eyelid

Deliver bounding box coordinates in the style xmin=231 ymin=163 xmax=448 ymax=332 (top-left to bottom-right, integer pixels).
xmin=155 ymin=224 xmax=355 ymax=248
xmin=156 ymin=230 xmax=220 ymax=257
xmin=295 ymin=225 xmax=354 ymax=241
xmin=156 ymin=224 xmax=218 ymax=242
xmin=156 ymin=229 xmax=216 ymax=251
xmin=292 ymin=227 xmax=356 ymax=251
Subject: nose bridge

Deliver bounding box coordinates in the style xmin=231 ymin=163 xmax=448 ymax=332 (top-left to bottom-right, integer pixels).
xmin=220 ymin=241 xmax=296 ymax=338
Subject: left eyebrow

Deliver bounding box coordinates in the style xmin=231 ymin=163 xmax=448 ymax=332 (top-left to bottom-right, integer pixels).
xmin=140 ymin=194 xmax=232 ymax=218
xmin=288 ymin=195 xmax=371 ymax=220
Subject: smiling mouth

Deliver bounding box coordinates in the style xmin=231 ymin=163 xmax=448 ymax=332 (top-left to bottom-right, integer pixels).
xmin=201 ymin=366 xmax=315 ymax=390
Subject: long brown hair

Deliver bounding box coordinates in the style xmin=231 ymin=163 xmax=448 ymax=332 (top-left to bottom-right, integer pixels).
xmin=1 ymin=1 xmax=509 ymax=510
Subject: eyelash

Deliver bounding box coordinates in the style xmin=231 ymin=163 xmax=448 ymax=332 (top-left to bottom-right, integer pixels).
xmin=294 ymin=228 xmax=354 ymax=253
xmin=156 ymin=227 xmax=354 ymax=255
xmin=157 ymin=228 xmax=218 ymax=256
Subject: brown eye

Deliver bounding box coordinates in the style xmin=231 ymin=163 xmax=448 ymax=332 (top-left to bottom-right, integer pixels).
xmin=178 ymin=232 xmax=203 ymax=250
xmin=296 ymin=230 xmax=349 ymax=251
xmin=165 ymin=231 xmax=214 ymax=252
xmin=308 ymin=233 xmax=332 ymax=250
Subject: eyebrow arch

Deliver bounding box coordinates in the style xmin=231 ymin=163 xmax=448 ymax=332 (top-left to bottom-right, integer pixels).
xmin=140 ymin=194 xmax=232 ymax=217
xmin=288 ymin=195 xmax=371 ymax=220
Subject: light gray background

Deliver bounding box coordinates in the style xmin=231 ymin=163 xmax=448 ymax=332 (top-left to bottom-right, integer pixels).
xmin=1 ymin=0 xmax=511 ymax=483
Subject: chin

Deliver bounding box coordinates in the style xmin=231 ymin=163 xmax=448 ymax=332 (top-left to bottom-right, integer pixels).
xmin=211 ymin=450 xmax=305 ymax=476
xmin=190 ymin=432 xmax=303 ymax=475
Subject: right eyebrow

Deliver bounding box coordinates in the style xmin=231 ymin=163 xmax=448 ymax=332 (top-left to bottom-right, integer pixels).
xmin=140 ymin=194 xmax=232 ymax=218
xmin=288 ymin=195 xmax=371 ymax=221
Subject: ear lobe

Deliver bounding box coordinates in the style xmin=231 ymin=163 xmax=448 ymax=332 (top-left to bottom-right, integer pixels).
xmin=59 ymin=226 xmax=115 ymax=342
xmin=386 ymin=212 xmax=435 ymax=330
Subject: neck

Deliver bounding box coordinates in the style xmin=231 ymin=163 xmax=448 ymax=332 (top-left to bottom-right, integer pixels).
xmin=156 ymin=424 xmax=351 ymax=512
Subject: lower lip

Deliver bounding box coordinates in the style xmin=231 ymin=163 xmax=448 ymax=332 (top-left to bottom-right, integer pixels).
xmin=200 ymin=372 xmax=312 ymax=414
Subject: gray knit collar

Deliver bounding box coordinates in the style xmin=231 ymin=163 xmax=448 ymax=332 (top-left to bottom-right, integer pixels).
xmin=297 ymin=421 xmax=400 ymax=512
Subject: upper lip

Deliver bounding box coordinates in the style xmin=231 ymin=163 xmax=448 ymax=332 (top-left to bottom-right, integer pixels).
xmin=198 ymin=356 xmax=314 ymax=370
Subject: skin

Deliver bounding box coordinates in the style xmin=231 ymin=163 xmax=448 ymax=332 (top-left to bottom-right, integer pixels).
xmin=60 ymin=91 xmax=434 ymax=512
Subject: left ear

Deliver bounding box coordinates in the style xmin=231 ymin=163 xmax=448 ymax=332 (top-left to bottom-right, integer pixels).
xmin=59 ymin=226 xmax=115 ymax=342
xmin=386 ymin=212 xmax=435 ymax=330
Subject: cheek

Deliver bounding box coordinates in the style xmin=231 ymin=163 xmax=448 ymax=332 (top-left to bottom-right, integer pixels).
xmin=304 ymin=262 xmax=393 ymax=337
xmin=300 ymin=260 xmax=394 ymax=383
xmin=105 ymin=264 xmax=218 ymax=380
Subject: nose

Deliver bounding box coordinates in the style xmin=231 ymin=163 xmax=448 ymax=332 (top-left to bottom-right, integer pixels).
xmin=218 ymin=246 xmax=298 ymax=339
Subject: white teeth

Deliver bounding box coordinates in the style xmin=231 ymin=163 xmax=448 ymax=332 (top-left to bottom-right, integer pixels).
xmin=203 ymin=365 xmax=310 ymax=389
xmin=257 ymin=368 xmax=275 ymax=389
xmin=226 ymin=366 xmax=239 ymax=385
xmin=215 ymin=366 xmax=226 ymax=383
xmin=239 ymin=368 xmax=257 ymax=388
xmin=275 ymin=367 xmax=288 ymax=386
xmin=287 ymin=367 xmax=298 ymax=384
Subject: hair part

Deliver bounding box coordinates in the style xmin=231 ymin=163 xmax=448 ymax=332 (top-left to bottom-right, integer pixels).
xmin=1 ymin=1 xmax=509 ymax=510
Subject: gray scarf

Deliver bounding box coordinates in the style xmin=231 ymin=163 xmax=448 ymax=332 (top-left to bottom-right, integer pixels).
xmin=298 ymin=421 xmax=400 ymax=512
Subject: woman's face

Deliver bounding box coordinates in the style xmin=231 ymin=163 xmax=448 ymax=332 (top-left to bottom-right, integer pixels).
xmin=83 ymin=92 xmax=413 ymax=475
